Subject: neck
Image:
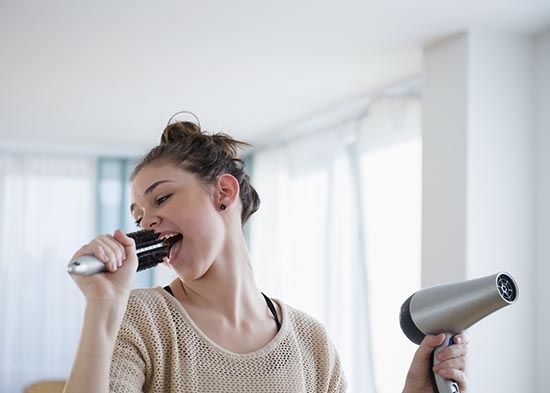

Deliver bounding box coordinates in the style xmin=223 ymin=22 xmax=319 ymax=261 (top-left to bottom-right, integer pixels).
xmin=175 ymin=240 xmax=265 ymax=324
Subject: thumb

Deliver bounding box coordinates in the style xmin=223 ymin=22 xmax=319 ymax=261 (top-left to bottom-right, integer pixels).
xmin=415 ymin=333 xmax=446 ymax=361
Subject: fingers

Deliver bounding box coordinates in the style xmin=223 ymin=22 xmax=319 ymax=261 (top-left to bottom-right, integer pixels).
xmin=434 ymin=362 xmax=467 ymax=391
xmin=435 ymin=334 xmax=468 ymax=365
xmin=96 ymin=235 xmax=126 ymax=271
xmin=433 ymin=333 xmax=469 ymax=391
xmin=434 ymin=360 xmax=465 ymax=376
xmin=73 ymin=230 xmax=133 ymax=273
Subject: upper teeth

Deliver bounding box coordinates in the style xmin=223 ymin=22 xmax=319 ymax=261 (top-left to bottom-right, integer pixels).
xmin=161 ymin=233 xmax=179 ymax=240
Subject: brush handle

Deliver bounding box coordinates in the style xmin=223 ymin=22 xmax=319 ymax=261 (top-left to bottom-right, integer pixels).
xmin=433 ymin=333 xmax=460 ymax=393
xmin=67 ymin=230 xmax=168 ymax=276
xmin=68 ymin=251 xmax=166 ymax=275
xmin=67 ymin=254 xmax=108 ymax=276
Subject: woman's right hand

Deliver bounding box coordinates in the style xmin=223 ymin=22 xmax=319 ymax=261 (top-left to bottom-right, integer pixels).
xmin=68 ymin=229 xmax=139 ymax=302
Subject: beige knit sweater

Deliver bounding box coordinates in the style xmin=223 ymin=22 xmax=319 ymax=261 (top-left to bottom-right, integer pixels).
xmin=109 ymin=287 xmax=347 ymax=392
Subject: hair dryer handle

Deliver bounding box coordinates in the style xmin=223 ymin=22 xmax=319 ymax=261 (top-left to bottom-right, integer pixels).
xmin=433 ymin=333 xmax=460 ymax=393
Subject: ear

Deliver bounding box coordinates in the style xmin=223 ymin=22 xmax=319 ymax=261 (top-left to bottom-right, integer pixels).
xmin=215 ymin=174 xmax=239 ymax=209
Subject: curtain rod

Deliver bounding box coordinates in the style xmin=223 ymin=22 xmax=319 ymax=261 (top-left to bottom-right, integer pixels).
xmin=246 ymin=76 xmax=421 ymax=155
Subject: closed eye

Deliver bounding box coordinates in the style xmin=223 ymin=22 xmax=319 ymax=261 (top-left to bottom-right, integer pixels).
xmin=131 ymin=193 xmax=172 ymax=228
xmin=155 ymin=194 xmax=172 ymax=206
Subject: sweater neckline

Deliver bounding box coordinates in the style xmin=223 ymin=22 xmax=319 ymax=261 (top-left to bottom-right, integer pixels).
xmin=153 ymin=286 xmax=289 ymax=358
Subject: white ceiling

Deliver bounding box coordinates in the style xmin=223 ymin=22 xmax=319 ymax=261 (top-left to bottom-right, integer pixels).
xmin=1 ymin=0 xmax=549 ymax=153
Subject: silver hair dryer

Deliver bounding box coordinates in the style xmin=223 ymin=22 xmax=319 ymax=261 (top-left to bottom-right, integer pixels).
xmin=399 ymin=271 xmax=519 ymax=393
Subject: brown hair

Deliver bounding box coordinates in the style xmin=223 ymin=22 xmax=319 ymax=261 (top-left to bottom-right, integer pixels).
xmin=131 ymin=121 xmax=260 ymax=224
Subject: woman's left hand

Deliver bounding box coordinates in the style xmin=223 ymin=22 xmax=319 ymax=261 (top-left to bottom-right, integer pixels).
xmin=402 ymin=333 xmax=468 ymax=393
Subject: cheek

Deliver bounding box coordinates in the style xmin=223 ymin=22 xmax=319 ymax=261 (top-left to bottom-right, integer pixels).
xmin=183 ymin=205 xmax=222 ymax=242
xmin=175 ymin=191 xmax=223 ymax=244
xmin=196 ymin=210 xmax=224 ymax=241
xmin=178 ymin=218 xmax=223 ymax=270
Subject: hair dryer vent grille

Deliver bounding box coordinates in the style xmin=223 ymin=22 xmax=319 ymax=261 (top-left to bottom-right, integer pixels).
xmin=497 ymin=274 xmax=518 ymax=303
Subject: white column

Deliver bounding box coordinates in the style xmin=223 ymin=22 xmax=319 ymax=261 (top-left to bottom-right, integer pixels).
xmin=421 ymin=33 xmax=468 ymax=286
xmin=535 ymin=28 xmax=550 ymax=393
xmin=422 ymin=30 xmax=535 ymax=392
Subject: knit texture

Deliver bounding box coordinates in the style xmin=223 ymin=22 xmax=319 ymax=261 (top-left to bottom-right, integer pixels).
xmin=109 ymin=287 xmax=347 ymax=392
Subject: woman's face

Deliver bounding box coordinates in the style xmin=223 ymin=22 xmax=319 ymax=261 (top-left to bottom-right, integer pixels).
xmin=130 ymin=162 xmax=225 ymax=281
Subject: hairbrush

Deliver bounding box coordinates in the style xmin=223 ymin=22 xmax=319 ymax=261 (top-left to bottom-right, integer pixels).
xmin=67 ymin=230 xmax=182 ymax=276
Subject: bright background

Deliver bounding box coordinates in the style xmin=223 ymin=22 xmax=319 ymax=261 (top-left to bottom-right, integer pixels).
xmin=1 ymin=2 xmax=549 ymax=392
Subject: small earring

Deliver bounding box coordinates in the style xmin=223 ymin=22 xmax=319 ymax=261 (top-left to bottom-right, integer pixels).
xmin=220 ymin=204 xmax=226 ymax=210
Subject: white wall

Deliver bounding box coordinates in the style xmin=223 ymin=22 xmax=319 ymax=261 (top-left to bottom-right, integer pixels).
xmin=422 ymin=29 xmax=543 ymax=392
xmin=535 ymin=28 xmax=550 ymax=393
xmin=465 ymin=30 xmax=535 ymax=393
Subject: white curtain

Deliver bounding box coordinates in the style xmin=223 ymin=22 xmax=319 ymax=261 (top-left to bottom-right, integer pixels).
xmin=248 ymin=121 xmax=375 ymax=393
xmin=0 ymin=154 xmax=95 ymax=392
xmin=248 ymin=95 xmax=422 ymax=393
xmin=358 ymin=97 xmax=422 ymax=393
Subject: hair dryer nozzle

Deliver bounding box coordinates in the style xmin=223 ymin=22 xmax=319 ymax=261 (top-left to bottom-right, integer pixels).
xmin=400 ymin=272 xmax=518 ymax=344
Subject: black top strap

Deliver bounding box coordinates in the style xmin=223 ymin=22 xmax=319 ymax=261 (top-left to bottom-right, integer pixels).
xmin=163 ymin=286 xmax=281 ymax=332
xmin=163 ymin=285 xmax=174 ymax=296
xmin=262 ymin=293 xmax=282 ymax=332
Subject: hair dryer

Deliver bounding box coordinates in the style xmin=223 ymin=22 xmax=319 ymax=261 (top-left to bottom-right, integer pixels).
xmin=399 ymin=271 xmax=519 ymax=393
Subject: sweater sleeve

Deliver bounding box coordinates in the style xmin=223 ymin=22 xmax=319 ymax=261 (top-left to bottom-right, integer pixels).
xmin=317 ymin=327 xmax=347 ymax=392
xmin=287 ymin=306 xmax=348 ymax=392
xmin=326 ymin=339 xmax=347 ymax=392
xmin=109 ymin=332 xmax=146 ymax=392
xmin=108 ymin=294 xmax=148 ymax=393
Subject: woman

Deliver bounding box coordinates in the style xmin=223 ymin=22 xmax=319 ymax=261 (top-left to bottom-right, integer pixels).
xmin=64 ymin=118 xmax=468 ymax=392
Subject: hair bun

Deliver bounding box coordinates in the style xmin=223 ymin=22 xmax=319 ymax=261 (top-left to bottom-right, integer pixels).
xmin=161 ymin=111 xmax=202 ymax=144
xmin=161 ymin=121 xmax=201 ymax=144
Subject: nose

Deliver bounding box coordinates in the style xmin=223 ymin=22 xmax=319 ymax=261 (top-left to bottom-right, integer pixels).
xmin=139 ymin=211 xmax=160 ymax=229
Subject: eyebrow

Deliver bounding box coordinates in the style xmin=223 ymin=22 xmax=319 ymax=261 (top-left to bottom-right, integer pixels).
xmin=130 ymin=179 xmax=175 ymax=215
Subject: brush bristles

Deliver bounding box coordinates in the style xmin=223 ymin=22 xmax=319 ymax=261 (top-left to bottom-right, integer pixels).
xmin=125 ymin=230 xmax=182 ymax=272
xmin=137 ymin=250 xmax=167 ymax=271
xmin=127 ymin=229 xmax=162 ymax=250
xmin=126 ymin=230 xmax=167 ymax=272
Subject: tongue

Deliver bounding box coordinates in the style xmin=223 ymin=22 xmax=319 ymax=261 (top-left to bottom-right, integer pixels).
xmin=168 ymin=238 xmax=182 ymax=262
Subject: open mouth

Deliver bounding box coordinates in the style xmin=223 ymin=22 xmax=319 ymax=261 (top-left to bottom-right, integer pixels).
xmin=160 ymin=233 xmax=183 ymax=261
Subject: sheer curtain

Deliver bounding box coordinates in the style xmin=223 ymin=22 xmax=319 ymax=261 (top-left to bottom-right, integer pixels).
xmin=247 ymin=94 xmax=422 ymax=393
xmin=0 ymin=154 xmax=154 ymax=392
xmin=0 ymin=154 xmax=95 ymax=392
xmin=248 ymin=121 xmax=375 ymax=393
xmin=358 ymin=97 xmax=422 ymax=393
